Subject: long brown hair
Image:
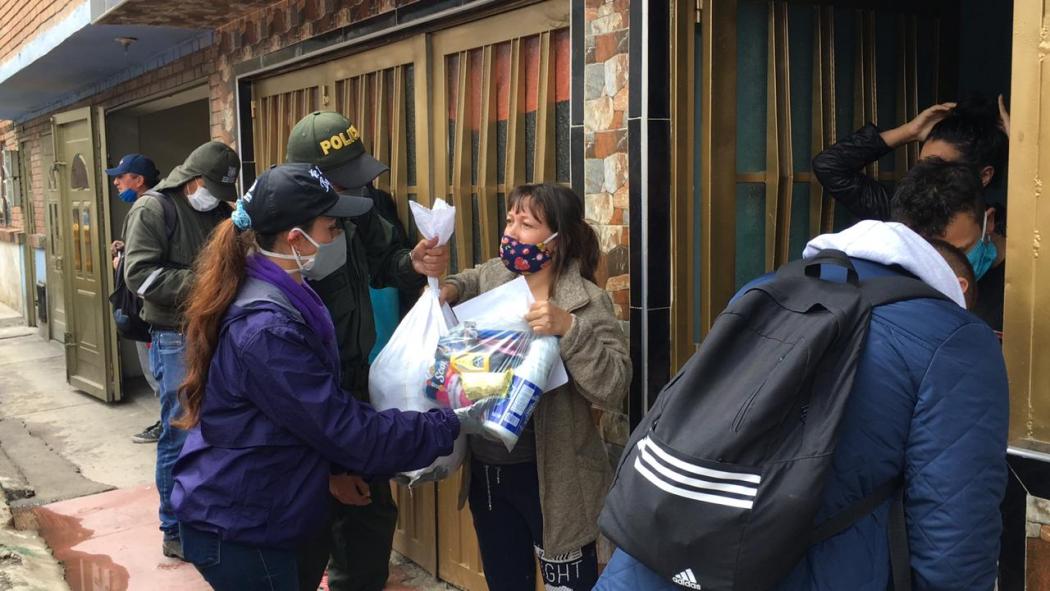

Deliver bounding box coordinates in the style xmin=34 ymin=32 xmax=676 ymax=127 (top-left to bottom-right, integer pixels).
xmin=174 ymin=220 xmax=276 ymax=429
xmin=507 ymin=183 xmax=600 ymax=284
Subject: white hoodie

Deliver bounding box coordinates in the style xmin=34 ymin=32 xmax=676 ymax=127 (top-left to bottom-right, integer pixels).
xmin=802 ymin=220 xmax=967 ymax=309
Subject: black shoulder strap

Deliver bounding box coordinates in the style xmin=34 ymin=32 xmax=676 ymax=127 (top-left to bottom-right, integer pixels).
xmin=810 ymin=478 xmax=911 ymax=590
xmin=861 ymin=275 xmax=952 ymax=307
xmin=151 ymin=191 xmax=178 ymax=242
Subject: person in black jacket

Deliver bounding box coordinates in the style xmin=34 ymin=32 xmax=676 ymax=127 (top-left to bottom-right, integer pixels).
xmin=812 ymin=97 xmax=1009 ymax=334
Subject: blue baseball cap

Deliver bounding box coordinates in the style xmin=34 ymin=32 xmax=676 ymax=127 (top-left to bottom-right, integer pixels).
xmin=105 ymin=154 xmax=160 ymax=181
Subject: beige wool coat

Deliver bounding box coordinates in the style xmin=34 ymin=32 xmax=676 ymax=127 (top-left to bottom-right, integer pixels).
xmin=445 ymin=258 xmax=631 ymax=556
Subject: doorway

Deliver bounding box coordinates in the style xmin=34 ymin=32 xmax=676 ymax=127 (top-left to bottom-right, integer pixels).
xmin=103 ymin=85 xmax=210 ymax=399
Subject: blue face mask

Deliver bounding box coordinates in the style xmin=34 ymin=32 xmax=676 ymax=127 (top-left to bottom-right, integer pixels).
xmin=966 ymin=211 xmax=998 ymax=280
xmin=118 ymin=188 xmax=138 ymax=203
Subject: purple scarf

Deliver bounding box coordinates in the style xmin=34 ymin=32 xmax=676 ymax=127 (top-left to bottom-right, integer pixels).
xmin=245 ymin=254 xmax=335 ymax=345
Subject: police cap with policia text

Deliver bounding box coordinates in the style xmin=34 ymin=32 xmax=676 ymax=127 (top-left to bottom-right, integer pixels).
xmin=285 ymin=111 xmax=390 ymax=190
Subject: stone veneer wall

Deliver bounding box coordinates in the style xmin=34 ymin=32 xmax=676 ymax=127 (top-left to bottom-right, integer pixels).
xmin=582 ymin=0 xmax=631 ymax=455
xmin=1026 ymin=497 xmax=1050 ymax=588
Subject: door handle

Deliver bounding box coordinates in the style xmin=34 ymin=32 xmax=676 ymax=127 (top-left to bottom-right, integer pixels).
xmin=49 ymin=162 xmax=63 ymax=187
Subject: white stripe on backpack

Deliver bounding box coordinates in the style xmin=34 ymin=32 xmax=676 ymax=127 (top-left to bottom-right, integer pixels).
xmin=633 ymin=437 xmax=761 ymax=510
xmin=638 ymin=444 xmax=758 ymax=497
xmin=639 ymin=437 xmax=762 ymax=484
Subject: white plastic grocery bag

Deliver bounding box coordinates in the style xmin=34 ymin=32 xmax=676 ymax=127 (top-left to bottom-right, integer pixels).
xmin=369 ymin=199 xmax=462 ymax=485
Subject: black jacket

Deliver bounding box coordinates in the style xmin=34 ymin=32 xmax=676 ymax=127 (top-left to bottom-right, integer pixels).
xmin=811 ymin=123 xmax=894 ymax=221
xmin=812 ymin=124 xmax=1005 ymax=332
xmin=307 ymin=186 xmax=424 ymax=398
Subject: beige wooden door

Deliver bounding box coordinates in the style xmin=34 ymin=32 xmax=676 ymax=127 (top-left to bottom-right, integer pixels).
xmin=42 ymin=132 xmax=67 ymax=343
xmin=53 ymin=107 xmax=113 ymax=400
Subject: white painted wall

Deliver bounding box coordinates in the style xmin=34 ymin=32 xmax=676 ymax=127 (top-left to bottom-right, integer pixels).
xmin=0 ymin=241 xmax=24 ymax=312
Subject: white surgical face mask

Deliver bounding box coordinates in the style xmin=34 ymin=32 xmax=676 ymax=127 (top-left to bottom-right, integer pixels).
xmin=187 ymin=183 xmax=220 ymax=212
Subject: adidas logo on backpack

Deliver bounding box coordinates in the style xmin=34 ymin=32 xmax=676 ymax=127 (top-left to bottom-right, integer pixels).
xmin=672 ymin=569 xmax=703 ymax=589
xmin=599 ymin=250 xmax=947 ymax=590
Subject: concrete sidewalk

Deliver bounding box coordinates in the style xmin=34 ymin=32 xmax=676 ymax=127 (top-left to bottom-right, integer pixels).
xmin=0 ymin=304 xmax=454 ymax=590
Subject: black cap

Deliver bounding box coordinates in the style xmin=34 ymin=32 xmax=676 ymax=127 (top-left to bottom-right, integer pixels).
xmin=236 ymin=163 xmax=372 ymax=234
xmin=154 ymin=141 xmax=241 ymax=201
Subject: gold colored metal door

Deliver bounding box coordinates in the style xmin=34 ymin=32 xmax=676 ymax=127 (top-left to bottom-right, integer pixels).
xmin=671 ymin=0 xmax=956 ymax=367
xmin=250 ymin=6 xmax=569 ymax=586
xmin=252 ymin=69 xmax=324 ymax=169
xmin=253 ymin=37 xmax=439 ymax=574
xmin=252 ymin=37 xmax=431 ymax=220
xmin=53 ymin=107 xmax=111 ymax=401
xmin=1003 ymin=0 xmax=1050 ymax=451
xmin=430 ymin=3 xmax=569 ymax=588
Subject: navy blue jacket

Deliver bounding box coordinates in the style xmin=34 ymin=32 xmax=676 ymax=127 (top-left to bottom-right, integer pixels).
xmin=172 ymin=278 xmax=459 ymax=548
xmin=596 ymin=260 xmax=1008 ymax=591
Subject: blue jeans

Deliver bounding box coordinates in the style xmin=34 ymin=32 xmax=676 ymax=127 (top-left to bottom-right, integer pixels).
xmin=594 ymin=549 xmax=680 ymax=591
xmin=149 ymin=329 xmax=189 ymax=540
xmin=180 ymin=523 xmax=298 ymax=591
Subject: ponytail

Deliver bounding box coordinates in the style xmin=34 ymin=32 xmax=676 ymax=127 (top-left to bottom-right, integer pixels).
xmin=175 ymin=220 xmax=257 ymax=429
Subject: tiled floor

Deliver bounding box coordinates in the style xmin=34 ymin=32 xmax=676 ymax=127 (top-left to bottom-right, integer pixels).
xmin=32 ymin=485 xmax=447 ymax=591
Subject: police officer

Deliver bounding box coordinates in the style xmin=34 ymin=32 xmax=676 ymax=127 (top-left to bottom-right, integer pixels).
xmin=284 ymin=112 xmax=449 ymax=591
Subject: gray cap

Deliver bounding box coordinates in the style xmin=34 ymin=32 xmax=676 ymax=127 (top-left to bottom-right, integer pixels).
xmin=154 ymin=141 xmax=241 ymax=201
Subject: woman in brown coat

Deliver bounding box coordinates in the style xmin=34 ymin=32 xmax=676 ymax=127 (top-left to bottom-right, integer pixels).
xmin=440 ymin=183 xmax=631 ymax=591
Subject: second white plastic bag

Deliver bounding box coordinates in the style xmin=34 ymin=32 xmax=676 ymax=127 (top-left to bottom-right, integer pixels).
xmin=369 ymin=198 xmax=462 ymax=485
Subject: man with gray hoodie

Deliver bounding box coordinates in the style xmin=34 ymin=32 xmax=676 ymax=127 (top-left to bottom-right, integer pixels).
xmin=123 ymin=141 xmax=240 ymax=560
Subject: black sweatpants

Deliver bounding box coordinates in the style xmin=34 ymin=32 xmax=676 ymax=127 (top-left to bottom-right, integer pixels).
xmin=296 ymin=481 xmax=399 ymax=591
xmin=468 ymin=460 xmax=598 ymax=591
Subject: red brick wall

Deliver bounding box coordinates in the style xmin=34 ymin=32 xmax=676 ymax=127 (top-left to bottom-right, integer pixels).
xmin=207 ymin=0 xmax=425 ymax=146
xmin=0 ymin=47 xmax=216 ymax=242
xmin=0 ymin=0 xmax=82 ymax=66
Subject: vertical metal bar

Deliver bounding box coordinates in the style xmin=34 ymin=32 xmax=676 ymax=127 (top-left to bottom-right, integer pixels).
xmin=254 ymin=95 xmax=265 ymax=171
xmin=699 ymin=0 xmax=737 ymax=332
xmin=864 ymin=11 xmax=878 ymax=180
xmin=374 ymin=69 xmax=391 ymax=194
xmin=277 ymin=93 xmax=287 ymax=165
xmin=452 ymin=51 xmax=474 ymax=268
xmin=894 ymin=16 xmax=907 ymax=180
xmin=359 ymin=74 xmax=374 ymax=156
xmin=268 ymin=97 xmax=278 ymax=168
xmin=931 ymin=18 xmax=941 ymax=104
xmin=819 ymin=6 xmax=837 ymax=233
xmin=809 ymin=6 xmax=825 ymax=239
xmin=505 ymin=38 xmax=527 ymax=192
xmin=426 ymin=39 xmax=445 ymax=211
xmin=477 ymin=46 xmax=499 ymax=262
xmin=765 ymin=1 xmax=793 ymax=271
xmin=251 ymin=96 xmax=260 ymax=173
xmin=671 ymin=0 xmax=699 ymax=366
xmin=906 ymin=16 xmax=919 ymax=169
xmin=391 ymin=65 xmax=410 ymax=226
xmin=534 ymin=31 xmax=557 ymax=182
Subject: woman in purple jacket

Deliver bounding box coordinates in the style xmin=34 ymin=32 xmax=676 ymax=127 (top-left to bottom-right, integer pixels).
xmin=171 ymin=163 xmax=493 ymax=590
